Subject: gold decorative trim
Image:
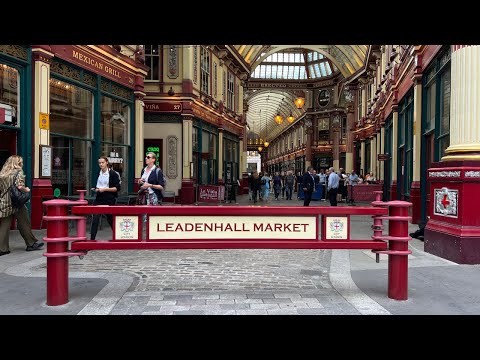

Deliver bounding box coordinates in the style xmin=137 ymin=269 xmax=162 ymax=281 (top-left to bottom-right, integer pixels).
xmin=111 ymin=84 xmax=131 ymax=100
xmin=444 ymin=146 xmax=480 ymax=153
xmin=83 ymin=72 xmax=96 ymax=87
xmin=442 ymin=154 xmax=480 ymax=161
xmin=0 ymin=45 xmax=27 ymax=60
xmin=101 ymin=80 xmax=110 ymax=92
xmin=50 ymin=60 xmax=81 ymax=80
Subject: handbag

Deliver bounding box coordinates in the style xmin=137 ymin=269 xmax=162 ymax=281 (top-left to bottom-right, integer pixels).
xmin=1 ymin=171 xmax=31 ymax=209
xmin=136 ymin=189 xmax=147 ymax=205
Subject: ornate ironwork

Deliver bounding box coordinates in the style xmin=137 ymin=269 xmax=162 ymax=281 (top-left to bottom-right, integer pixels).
xmin=83 ymin=72 xmax=96 ymax=87
xmin=101 ymin=80 xmax=110 ymax=92
xmin=0 ymin=45 xmax=27 ymax=60
xmin=111 ymin=84 xmax=131 ymax=100
xmin=50 ymin=60 xmax=81 ymax=80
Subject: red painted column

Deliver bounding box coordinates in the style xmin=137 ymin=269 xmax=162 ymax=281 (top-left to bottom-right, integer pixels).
xmin=424 ymin=45 xmax=480 ymax=264
xmin=46 ymin=201 xmax=69 ymax=306
xmin=387 ymin=201 xmax=411 ymax=300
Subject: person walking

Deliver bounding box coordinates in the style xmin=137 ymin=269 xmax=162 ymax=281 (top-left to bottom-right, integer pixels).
xmin=0 ymin=155 xmax=44 ymax=255
xmin=250 ymin=171 xmax=262 ymax=203
xmin=327 ymin=166 xmax=340 ymax=206
xmin=272 ymin=171 xmax=282 ymax=201
xmin=348 ymin=170 xmax=359 ymax=204
xmin=261 ymin=172 xmax=271 ymax=203
xmin=89 ymin=155 xmax=121 ymax=240
xmin=301 ymin=166 xmax=315 ymax=206
xmin=284 ymin=170 xmax=295 ymax=200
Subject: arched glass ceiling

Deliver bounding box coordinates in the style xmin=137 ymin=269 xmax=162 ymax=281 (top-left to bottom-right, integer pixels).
xmin=251 ymin=49 xmax=335 ymax=80
xmin=234 ymin=45 xmax=368 ymax=77
xmin=246 ymin=89 xmax=305 ymax=142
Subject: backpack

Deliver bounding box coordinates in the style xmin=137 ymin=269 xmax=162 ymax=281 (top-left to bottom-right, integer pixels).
xmin=261 ymin=178 xmax=266 ymax=185
xmin=155 ymin=167 xmax=166 ymax=187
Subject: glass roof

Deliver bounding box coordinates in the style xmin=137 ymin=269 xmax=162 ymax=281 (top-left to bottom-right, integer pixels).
xmin=233 ymin=45 xmax=368 ymax=77
xmin=251 ymin=49 xmax=335 ymax=80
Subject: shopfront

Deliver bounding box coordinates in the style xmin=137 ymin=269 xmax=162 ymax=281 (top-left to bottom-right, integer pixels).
xmin=29 ymin=45 xmax=148 ymax=229
xmin=0 ymin=46 xmax=32 ymax=187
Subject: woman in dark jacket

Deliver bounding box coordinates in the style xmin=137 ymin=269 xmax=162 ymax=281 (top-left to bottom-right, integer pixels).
xmin=90 ymin=155 xmax=121 ymax=240
xmin=138 ymin=152 xmax=165 ymax=205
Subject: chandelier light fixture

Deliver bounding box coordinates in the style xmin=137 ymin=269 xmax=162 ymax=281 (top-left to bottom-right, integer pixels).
xmin=287 ymin=113 xmax=295 ymax=123
xmin=258 ymin=146 xmax=263 ymax=152
xmin=274 ymin=113 xmax=283 ymax=125
xmin=294 ymin=96 xmax=305 ymax=109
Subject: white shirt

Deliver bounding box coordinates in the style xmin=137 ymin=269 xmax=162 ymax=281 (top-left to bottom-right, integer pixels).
xmin=96 ymin=169 xmax=110 ymax=189
xmin=142 ymin=166 xmax=156 ymax=194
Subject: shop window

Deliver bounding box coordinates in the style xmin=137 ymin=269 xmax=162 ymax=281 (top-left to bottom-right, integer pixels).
xmin=100 ymin=96 xmax=129 ymax=144
xmin=0 ymin=64 xmax=19 ymax=126
xmin=50 ymin=79 xmax=93 ymax=138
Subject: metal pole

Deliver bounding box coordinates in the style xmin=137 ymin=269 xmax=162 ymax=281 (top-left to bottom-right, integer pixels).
xmin=388 ymin=202 xmax=411 ymax=300
xmin=46 ymin=201 xmax=69 ymax=306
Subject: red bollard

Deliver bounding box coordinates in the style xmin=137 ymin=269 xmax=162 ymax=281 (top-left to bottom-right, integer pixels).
xmin=45 ymin=200 xmax=70 ymax=306
xmin=387 ymin=201 xmax=412 ymax=300
xmin=76 ymin=190 xmax=87 ymax=239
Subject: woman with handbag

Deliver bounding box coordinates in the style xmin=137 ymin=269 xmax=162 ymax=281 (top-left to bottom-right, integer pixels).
xmin=137 ymin=152 xmax=165 ymax=206
xmin=0 ymin=155 xmax=44 ymax=256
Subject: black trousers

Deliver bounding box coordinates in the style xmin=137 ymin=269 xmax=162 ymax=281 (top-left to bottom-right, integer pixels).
xmin=329 ymin=188 xmax=338 ymax=206
xmin=90 ymin=197 xmax=116 ymax=240
xmin=303 ymin=190 xmax=313 ymax=206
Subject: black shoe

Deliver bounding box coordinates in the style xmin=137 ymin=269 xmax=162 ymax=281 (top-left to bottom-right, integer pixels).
xmin=410 ymin=230 xmax=422 ymax=239
xmin=0 ymin=250 xmax=10 ymax=256
xmin=417 ymin=235 xmax=424 ymax=241
xmin=26 ymin=242 xmax=44 ymax=251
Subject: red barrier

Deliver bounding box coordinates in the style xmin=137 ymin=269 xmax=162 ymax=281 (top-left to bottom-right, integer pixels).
xmin=372 ymin=191 xmax=412 ymax=300
xmin=42 ymin=190 xmax=88 ymax=306
xmin=42 ymin=189 xmax=412 ymax=305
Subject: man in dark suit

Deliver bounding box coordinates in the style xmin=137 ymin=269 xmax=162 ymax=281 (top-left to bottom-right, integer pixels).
xmin=301 ymin=166 xmax=315 ymax=206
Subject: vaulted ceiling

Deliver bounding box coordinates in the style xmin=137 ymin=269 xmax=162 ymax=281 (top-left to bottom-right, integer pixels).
xmin=235 ymin=45 xmax=369 ymax=142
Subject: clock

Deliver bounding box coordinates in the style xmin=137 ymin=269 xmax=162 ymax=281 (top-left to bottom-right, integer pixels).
xmin=319 ymin=118 xmax=329 ymax=130
xmin=318 ymin=89 xmax=331 ymax=107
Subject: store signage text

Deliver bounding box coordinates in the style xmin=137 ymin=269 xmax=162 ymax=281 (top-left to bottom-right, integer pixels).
xmin=144 ymin=102 xmax=182 ymax=113
xmin=148 ymin=216 xmax=317 ymax=240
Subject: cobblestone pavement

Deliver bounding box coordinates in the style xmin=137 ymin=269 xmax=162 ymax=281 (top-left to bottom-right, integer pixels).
xmin=2 ymin=195 xmax=450 ymax=315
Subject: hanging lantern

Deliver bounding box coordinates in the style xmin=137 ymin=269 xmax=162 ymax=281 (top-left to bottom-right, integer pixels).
xmin=264 ymin=140 xmax=269 ymax=148
xmin=274 ymin=113 xmax=283 ymax=124
xmin=294 ymin=96 xmax=305 ymax=109
xmin=287 ymin=114 xmax=295 ymax=123
xmin=258 ymin=146 xmax=263 ymax=152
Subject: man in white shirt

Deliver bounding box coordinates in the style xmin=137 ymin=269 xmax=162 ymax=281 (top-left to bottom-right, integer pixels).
xmin=327 ymin=167 xmax=340 ymax=206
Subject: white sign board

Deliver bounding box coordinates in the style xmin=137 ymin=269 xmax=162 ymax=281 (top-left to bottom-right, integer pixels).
xmin=148 ymin=216 xmax=317 ymax=240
